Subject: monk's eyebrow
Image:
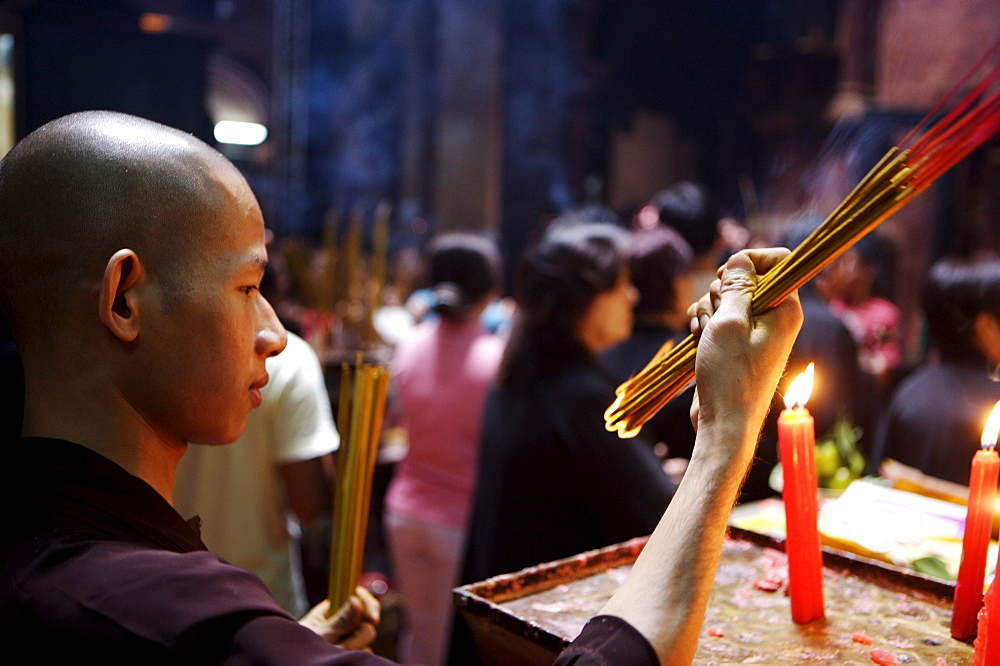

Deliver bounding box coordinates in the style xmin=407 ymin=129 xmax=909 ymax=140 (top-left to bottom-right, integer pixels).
xmin=234 ymin=253 xmax=268 ymax=280
xmin=248 ymin=253 xmax=269 ymax=271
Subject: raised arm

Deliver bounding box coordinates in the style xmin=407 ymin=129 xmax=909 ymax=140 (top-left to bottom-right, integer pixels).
xmin=597 ymin=248 xmax=802 ymax=664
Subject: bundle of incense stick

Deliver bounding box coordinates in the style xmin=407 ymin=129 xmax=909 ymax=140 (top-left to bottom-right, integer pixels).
xmin=606 ymin=41 xmax=1000 ymax=439
xmin=327 ymin=359 xmax=390 ymax=613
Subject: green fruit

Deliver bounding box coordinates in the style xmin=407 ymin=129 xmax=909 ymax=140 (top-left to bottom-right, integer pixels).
xmin=848 ymin=451 xmax=866 ymax=476
xmin=828 ymin=466 xmax=853 ymax=490
xmin=815 ymin=441 xmax=840 ymax=479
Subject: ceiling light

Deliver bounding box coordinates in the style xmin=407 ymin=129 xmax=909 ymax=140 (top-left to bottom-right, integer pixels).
xmin=214 ymin=121 xmax=267 ymax=146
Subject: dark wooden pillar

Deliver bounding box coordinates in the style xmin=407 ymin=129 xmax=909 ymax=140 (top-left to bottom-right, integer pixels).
xmin=428 ymin=0 xmax=503 ymax=234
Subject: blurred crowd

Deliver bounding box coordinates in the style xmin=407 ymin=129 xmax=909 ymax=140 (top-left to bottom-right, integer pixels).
xmin=218 ymin=178 xmax=999 ymax=664
xmin=9 ymin=174 xmax=994 ymax=664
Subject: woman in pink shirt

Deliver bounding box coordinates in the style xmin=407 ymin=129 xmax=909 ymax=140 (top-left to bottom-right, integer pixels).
xmin=383 ymin=232 xmax=505 ymax=665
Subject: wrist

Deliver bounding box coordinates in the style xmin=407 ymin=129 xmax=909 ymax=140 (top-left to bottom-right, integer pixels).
xmin=691 ymin=416 xmax=760 ymax=475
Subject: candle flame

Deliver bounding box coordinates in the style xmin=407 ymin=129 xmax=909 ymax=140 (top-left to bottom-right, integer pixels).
xmin=784 ymin=363 xmax=814 ymax=410
xmin=981 ymin=400 xmax=1000 ymax=449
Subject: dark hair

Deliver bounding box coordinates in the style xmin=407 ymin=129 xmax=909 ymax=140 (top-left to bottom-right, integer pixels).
xmin=628 ymin=226 xmax=693 ymax=318
xmin=552 ymin=203 xmax=621 ymax=227
xmin=425 ymin=232 xmax=502 ymax=320
xmin=923 ymin=256 xmax=1000 ymax=363
xmin=498 ymin=221 xmax=628 ymax=388
xmin=852 ymin=232 xmax=897 ymax=301
xmin=651 ymin=181 xmax=719 ymax=255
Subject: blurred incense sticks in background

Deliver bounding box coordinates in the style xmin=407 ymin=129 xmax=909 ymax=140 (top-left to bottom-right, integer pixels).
xmin=327 ymin=360 xmax=390 ymax=613
xmin=282 ymin=200 xmax=393 ymax=363
xmin=605 ymin=41 xmax=1000 ymax=439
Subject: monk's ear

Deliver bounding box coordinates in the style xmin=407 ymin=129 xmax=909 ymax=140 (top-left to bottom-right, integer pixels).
xmin=98 ymin=249 xmax=146 ymax=342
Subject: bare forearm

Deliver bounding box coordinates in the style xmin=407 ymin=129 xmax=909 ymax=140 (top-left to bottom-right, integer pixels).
xmin=599 ymin=250 xmax=801 ymax=665
xmin=599 ymin=418 xmax=758 ymax=664
xmin=278 ymin=455 xmax=332 ymax=525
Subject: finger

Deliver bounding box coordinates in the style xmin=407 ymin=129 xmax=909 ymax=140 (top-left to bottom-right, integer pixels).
xmin=329 ymin=596 xmax=363 ymax=636
xmin=738 ymin=247 xmax=791 ymax=275
xmin=335 ymin=621 xmax=378 ymax=651
xmin=689 ymin=248 xmax=792 ymax=337
xmin=708 ymin=252 xmax=758 ymax=328
xmin=736 ymin=249 xmax=802 ymax=346
xmin=354 ymin=585 xmax=381 ymax=625
xmin=687 ymin=298 xmax=703 ymax=335
xmin=687 ymin=299 xmax=706 ymax=337
xmin=686 ymin=292 xmax=705 ymax=321
xmin=296 ymin=599 xmax=330 ymax=638
xmin=687 ymin=278 xmax=722 ymax=337
xmin=309 ymin=598 xmax=332 ymax=620
xmin=709 ymin=275 xmax=723 ymax=315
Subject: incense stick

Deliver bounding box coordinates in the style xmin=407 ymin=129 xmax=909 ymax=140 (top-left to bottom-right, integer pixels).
xmin=606 ymin=43 xmax=1000 ymax=438
xmin=327 ymin=361 xmax=390 ymax=613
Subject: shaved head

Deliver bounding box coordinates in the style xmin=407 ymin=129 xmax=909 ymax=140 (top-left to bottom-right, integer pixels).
xmin=0 ymin=111 xmax=259 ymax=348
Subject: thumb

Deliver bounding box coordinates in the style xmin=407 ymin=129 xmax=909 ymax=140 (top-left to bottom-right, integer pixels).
xmin=712 ymin=252 xmax=758 ymax=325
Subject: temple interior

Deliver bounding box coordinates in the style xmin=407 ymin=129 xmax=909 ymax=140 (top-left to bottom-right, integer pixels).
xmin=1 ymin=1 xmax=999 ymax=663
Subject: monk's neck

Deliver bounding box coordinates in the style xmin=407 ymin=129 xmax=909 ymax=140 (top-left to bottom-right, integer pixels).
xmin=22 ymin=383 xmax=186 ymax=503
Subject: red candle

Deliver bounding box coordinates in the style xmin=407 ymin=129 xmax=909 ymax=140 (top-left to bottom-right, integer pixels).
xmin=954 ymin=400 xmax=1000 ymax=640
xmin=778 ymin=363 xmax=824 ymax=624
xmin=973 ymin=577 xmax=999 ymax=663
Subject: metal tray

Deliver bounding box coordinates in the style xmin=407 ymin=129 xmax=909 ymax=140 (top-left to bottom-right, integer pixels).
xmin=454 ymin=527 xmax=972 ymax=665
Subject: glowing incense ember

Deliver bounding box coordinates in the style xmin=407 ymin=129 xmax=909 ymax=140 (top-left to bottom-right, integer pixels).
xmin=606 ymin=41 xmax=1000 ymax=438
xmin=326 ymin=359 xmax=390 ymax=614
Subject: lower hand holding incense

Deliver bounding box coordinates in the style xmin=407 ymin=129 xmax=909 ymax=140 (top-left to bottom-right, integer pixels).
xmin=300 ymin=585 xmax=381 ymax=651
